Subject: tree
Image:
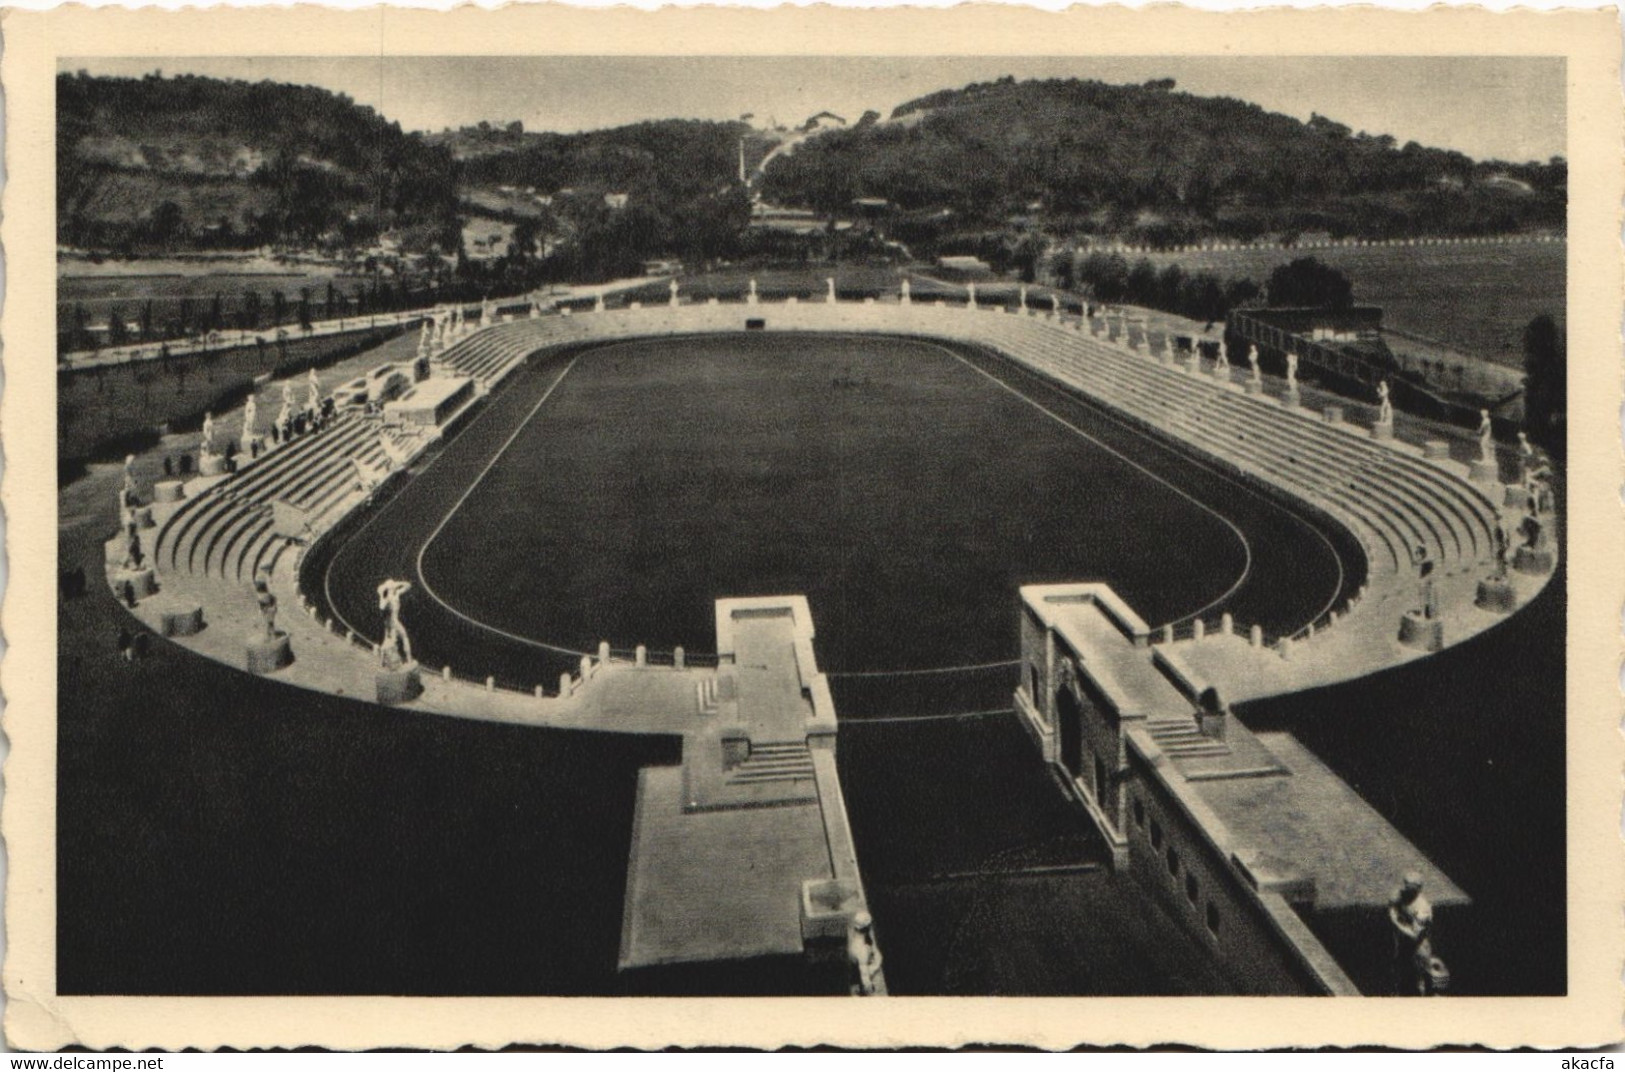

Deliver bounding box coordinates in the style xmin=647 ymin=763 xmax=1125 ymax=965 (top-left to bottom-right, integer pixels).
xmin=1265 ymin=257 xmax=1353 ymax=309
xmin=1522 ymin=313 xmax=1566 ymax=454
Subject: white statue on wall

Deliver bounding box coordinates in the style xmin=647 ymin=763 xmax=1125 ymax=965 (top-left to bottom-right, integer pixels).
xmin=200 ymin=411 xmax=217 ymax=456
xmin=966 ymin=283 xmax=977 ymax=309
xmin=241 ymin=394 xmax=258 ymax=452
xmin=1248 ymin=344 xmax=1262 ymax=386
xmin=826 ymin=277 xmax=836 ymax=303
xmin=748 ymin=278 xmax=759 ymax=305
xmin=669 ymin=278 xmax=680 ymax=307
xmin=1377 ymin=380 xmax=1393 ymax=426
xmin=899 ymin=278 xmax=911 ymax=304
xmin=306 ymin=368 xmax=322 ymax=413
xmin=1477 ymin=409 xmax=1494 ymax=463
xmin=119 ymin=454 xmax=140 ymax=514
xmin=377 ymin=578 xmax=415 ymax=670
xmin=1019 ymin=286 xmax=1029 ymax=312
xmin=1213 ymin=339 xmax=1229 ymax=376
xmin=1286 ymin=350 xmax=1299 ymax=391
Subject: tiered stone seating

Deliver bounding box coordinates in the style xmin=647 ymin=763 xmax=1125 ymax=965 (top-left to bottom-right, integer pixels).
xmin=978 ymin=316 xmax=1499 ymax=586
xmin=155 ymin=412 xmax=390 ymax=581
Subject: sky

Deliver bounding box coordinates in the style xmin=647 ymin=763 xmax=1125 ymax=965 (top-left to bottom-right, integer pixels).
xmin=64 ymin=55 xmax=1566 ymax=164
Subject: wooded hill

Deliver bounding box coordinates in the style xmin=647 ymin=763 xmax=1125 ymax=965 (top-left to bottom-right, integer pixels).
xmin=57 ymin=71 xmax=464 ymax=254
xmin=758 ymin=76 xmax=1566 ymax=244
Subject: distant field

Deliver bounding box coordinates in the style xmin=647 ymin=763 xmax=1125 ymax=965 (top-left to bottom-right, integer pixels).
xmin=1137 ymin=241 xmax=1566 ymax=368
xmin=60 ymin=270 xmax=364 ymax=309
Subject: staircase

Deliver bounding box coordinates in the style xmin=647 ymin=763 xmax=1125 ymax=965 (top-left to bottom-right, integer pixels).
xmin=1144 ymin=713 xmax=1231 ymax=759
xmin=726 ymin=741 xmax=816 ymax=785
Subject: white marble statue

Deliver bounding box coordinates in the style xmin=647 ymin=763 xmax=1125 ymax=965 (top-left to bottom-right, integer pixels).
xmin=899 ymin=278 xmax=911 ymax=304
xmin=966 ymin=283 xmax=977 ymax=309
xmin=242 ymin=394 xmax=258 ymax=452
xmin=826 ymin=277 xmax=836 ymax=303
xmin=748 ymin=278 xmax=759 ymax=305
xmin=1019 ymin=286 xmax=1029 ymax=312
xmin=277 ymin=384 xmax=294 ymax=430
xmin=669 ymin=278 xmax=680 ymax=307
xmin=1477 ymin=409 xmax=1494 ymax=463
xmin=1377 ymin=380 xmax=1393 ymax=426
xmin=200 ymin=411 xmax=217 ymax=456
xmin=253 ymin=567 xmax=278 ymax=640
xmin=1286 ymin=350 xmax=1299 ymax=391
xmin=847 ymin=911 xmax=883 ymax=996
xmin=1213 ymin=340 xmax=1230 ymax=376
xmin=377 ymin=578 xmax=414 ymax=669
xmin=1248 ymin=344 xmax=1262 ymax=386
xmin=306 ymin=368 xmax=322 ymax=413
xmin=120 ymin=455 xmax=140 ymax=513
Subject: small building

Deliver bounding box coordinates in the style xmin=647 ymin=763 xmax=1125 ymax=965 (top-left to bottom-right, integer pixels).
xmin=801 ymin=111 xmax=847 ymax=132
xmin=383 ymin=376 xmax=475 ymax=430
xmin=936 ymin=254 xmax=993 ymax=279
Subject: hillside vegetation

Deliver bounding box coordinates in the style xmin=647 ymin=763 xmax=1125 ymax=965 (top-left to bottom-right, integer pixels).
xmin=58 ymin=71 xmax=461 ymax=254
xmin=759 ymin=76 xmax=1565 ymax=244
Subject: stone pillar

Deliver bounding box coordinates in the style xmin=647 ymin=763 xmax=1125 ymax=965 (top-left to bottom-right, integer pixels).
xmin=1372 ymin=418 xmax=1395 ymax=441
xmin=1475 ymin=578 xmax=1517 ymax=613
xmin=160 ymin=604 xmax=205 ymax=637
xmin=377 ymin=663 xmax=424 ymax=704
xmin=635 ymin=644 xmax=647 ymax=667
xmin=599 ymin=640 xmax=611 ymax=662
xmin=245 ymin=630 xmax=294 ymax=674
xmin=1398 ymin=611 xmax=1443 ymax=652
xmin=674 ymin=646 xmax=686 ymax=669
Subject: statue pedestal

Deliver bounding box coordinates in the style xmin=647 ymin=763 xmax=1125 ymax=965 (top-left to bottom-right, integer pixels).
xmin=199 ymin=452 xmax=227 ymax=477
xmin=1371 ymin=419 xmax=1394 ymax=442
xmin=1243 ymin=379 xmax=1263 ymax=395
xmin=376 ymin=663 xmax=424 ymax=705
xmin=1469 ymin=459 xmax=1500 ymax=483
xmin=153 ymin=479 xmax=185 ymax=504
xmin=245 ymin=631 xmax=294 ymax=674
xmin=1423 ymin=439 xmax=1452 ymax=461
xmin=1398 ymin=610 xmax=1443 ymax=652
xmin=1504 ymin=485 xmax=1531 ymax=509
xmin=1475 ymin=578 xmax=1518 ymax=614
xmin=1514 ymin=545 xmax=1556 ymax=575
xmin=1322 ymin=405 xmax=1344 ymax=425
xmin=160 ymin=603 xmax=205 ymax=636
xmin=1285 ymin=387 xmax=1301 ymax=410
xmin=112 ymin=566 xmax=158 ymax=599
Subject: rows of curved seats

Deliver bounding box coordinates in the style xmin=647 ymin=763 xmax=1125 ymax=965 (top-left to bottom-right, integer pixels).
xmin=154 ymin=412 xmax=386 ymax=581
xmin=976 ymin=315 xmax=1500 ymax=587
xmin=1014 ymin=330 xmax=1418 ymax=575
xmin=1013 ymin=329 xmax=1436 ymax=572
xmin=1032 ymin=328 xmax=1472 ymax=573
xmin=154 ymin=415 xmax=361 ymax=572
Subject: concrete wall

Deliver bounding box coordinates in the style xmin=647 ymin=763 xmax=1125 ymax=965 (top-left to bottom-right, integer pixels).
xmin=1122 ymin=737 xmax=1356 ymax=995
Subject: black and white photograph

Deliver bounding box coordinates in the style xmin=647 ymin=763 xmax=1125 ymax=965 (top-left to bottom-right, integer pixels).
xmin=6 ymin=3 xmax=1622 ymax=1052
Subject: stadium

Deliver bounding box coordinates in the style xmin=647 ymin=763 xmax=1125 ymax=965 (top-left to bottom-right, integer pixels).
xmin=74 ymin=282 xmax=1563 ymax=998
